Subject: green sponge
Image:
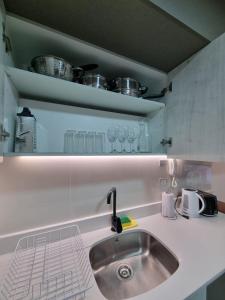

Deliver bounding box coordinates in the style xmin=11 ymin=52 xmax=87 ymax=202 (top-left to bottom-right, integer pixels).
xmin=120 ymin=215 xmax=132 ymax=224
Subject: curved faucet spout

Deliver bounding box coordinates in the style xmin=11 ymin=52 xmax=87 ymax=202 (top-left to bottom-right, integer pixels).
xmin=106 ymin=187 xmax=122 ymax=233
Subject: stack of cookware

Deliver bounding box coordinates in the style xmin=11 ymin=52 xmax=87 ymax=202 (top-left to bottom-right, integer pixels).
xmin=31 ymin=55 xmax=148 ymax=98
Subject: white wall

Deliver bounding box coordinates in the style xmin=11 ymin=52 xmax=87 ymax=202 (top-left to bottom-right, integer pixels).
xmin=0 ymin=156 xmax=166 ymax=236
xmin=151 ymin=0 xmax=225 ymax=41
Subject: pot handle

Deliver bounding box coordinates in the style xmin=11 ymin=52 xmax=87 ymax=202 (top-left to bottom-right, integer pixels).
xmin=196 ymin=193 xmax=206 ymax=214
xmin=139 ymin=86 xmax=148 ymax=95
xmin=72 ymin=67 xmax=85 ymax=83
xmin=79 ymin=64 xmax=98 ymax=71
xmin=72 ymin=66 xmax=84 ymax=73
xmin=28 ymin=66 xmax=35 ymax=72
xmin=109 ymin=79 xmax=117 ymax=90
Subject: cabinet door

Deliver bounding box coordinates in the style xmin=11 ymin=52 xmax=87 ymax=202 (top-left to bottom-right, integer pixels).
xmin=165 ymin=32 xmax=225 ymax=162
xmin=0 ymin=1 xmax=6 ymax=156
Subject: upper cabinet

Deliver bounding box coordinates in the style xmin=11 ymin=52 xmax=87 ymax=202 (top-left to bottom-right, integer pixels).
xmin=1 ymin=14 xmax=169 ymax=156
xmin=165 ymin=32 xmax=225 ymax=162
xmin=1 ymin=0 xmax=225 ymax=160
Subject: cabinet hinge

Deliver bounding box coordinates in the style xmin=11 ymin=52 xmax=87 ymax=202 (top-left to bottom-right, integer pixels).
xmin=0 ymin=123 xmax=10 ymax=140
xmin=2 ymin=22 xmax=12 ymax=53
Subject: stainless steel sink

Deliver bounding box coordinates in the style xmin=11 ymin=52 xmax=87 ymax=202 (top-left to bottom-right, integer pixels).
xmin=89 ymin=230 xmax=179 ymax=300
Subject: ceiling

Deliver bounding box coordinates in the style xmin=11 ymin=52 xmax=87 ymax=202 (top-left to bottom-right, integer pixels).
xmin=3 ymin=0 xmax=209 ymax=72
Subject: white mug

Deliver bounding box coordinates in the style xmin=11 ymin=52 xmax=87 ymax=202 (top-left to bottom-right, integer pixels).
xmin=181 ymin=188 xmax=205 ymax=218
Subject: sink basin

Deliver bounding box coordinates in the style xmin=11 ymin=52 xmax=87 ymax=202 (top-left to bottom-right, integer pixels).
xmin=89 ymin=230 xmax=179 ymax=300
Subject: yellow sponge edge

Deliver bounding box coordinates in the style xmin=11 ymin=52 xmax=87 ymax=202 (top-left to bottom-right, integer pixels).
xmin=122 ymin=219 xmax=138 ymax=230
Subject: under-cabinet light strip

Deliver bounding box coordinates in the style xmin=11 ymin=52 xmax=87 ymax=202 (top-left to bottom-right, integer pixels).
xmin=16 ymin=155 xmax=167 ymax=160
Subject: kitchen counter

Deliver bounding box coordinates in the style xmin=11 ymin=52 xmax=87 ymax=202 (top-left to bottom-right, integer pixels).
xmin=81 ymin=213 xmax=225 ymax=300
xmin=1 ymin=213 xmax=225 ymax=300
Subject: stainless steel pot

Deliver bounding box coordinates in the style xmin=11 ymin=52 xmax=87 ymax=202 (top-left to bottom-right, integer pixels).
xmin=73 ymin=64 xmax=99 ymax=83
xmin=31 ymin=55 xmax=74 ymax=81
xmin=111 ymin=77 xmax=148 ymax=97
xmin=82 ymin=73 xmax=108 ymax=90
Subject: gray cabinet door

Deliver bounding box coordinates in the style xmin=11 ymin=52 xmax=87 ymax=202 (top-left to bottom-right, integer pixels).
xmin=0 ymin=0 xmax=6 ymax=156
xmin=165 ymin=32 xmax=225 ymax=162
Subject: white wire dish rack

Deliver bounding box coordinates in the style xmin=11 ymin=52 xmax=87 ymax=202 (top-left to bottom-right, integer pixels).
xmin=0 ymin=225 xmax=93 ymax=300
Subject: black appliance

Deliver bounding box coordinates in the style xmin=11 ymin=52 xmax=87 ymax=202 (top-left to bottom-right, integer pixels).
xmin=198 ymin=191 xmax=218 ymax=216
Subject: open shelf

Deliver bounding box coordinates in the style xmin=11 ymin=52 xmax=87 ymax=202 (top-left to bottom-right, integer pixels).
xmin=6 ymin=67 xmax=165 ymax=115
xmin=7 ymin=15 xmax=168 ymax=95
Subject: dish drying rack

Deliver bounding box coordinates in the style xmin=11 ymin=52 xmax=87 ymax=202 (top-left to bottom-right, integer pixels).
xmin=0 ymin=225 xmax=93 ymax=300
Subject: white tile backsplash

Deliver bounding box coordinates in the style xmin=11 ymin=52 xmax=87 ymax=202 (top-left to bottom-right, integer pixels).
xmin=0 ymin=155 xmax=217 ymax=237
xmin=0 ymin=156 xmax=166 ymax=236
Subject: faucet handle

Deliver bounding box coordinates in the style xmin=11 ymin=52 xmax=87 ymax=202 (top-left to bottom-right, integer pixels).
xmin=111 ymin=216 xmax=123 ymax=234
xmin=116 ymin=217 xmax=123 ymax=234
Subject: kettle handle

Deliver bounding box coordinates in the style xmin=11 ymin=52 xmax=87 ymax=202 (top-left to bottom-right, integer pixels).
xmin=196 ymin=193 xmax=205 ymax=214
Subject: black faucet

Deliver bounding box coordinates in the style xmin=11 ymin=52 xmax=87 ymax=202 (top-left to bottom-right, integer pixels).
xmin=107 ymin=187 xmax=123 ymax=233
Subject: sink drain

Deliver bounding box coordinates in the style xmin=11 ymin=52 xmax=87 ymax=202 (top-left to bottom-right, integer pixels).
xmin=117 ymin=264 xmax=133 ymax=281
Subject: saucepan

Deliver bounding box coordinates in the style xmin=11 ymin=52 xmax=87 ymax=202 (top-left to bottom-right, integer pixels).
xmin=110 ymin=77 xmax=148 ymax=97
xmin=82 ymin=73 xmax=108 ymax=90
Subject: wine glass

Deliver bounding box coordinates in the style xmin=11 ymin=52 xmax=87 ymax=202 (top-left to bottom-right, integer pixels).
xmin=107 ymin=126 xmax=118 ymax=152
xmin=127 ymin=127 xmax=138 ymax=152
xmin=118 ymin=126 xmax=128 ymax=152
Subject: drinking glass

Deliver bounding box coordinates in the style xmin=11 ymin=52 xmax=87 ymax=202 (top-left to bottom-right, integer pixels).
xmin=85 ymin=131 xmax=95 ymax=153
xmin=64 ymin=130 xmax=75 ymax=153
xmin=95 ymin=132 xmax=105 ymax=153
xmin=127 ymin=127 xmax=138 ymax=152
xmin=107 ymin=126 xmax=118 ymax=153
xmin=118 ymin=126 xmax=128 ymax=152
xmin=75 ymin=131 xmax=86 ymax=153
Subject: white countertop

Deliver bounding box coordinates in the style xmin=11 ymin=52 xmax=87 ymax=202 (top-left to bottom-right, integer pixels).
xmin=1 ymin=213 xmax=225 ymax=300
xmin=81 ymin=213 xmax=225 ymax=300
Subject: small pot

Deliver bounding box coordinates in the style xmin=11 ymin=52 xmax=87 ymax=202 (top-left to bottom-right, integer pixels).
xmin=73 ymin=64 xmax=99 ymax=83
xmin=82 ymin=73 xmax=108 ymax=90
xmin=110 ymin=77 xmax=148 ymax=97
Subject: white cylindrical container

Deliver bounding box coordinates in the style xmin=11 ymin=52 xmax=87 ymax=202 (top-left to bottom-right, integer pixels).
xmin=161 ymin=192 xmax=177 ymax=219
xmin=167 ymin=194 xmax=177 ymax=219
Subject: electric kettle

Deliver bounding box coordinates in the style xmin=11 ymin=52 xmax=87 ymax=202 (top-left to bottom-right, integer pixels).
xmin=177 ymin=188 xmax=206 ymax=218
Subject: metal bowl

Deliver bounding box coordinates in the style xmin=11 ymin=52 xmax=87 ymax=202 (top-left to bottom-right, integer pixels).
xmin=31 ymin=55 xmax=74 ymax=81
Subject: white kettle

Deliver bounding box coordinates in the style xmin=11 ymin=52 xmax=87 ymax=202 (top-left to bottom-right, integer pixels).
xmin=179 ymin=188 xmax=205 ymax=218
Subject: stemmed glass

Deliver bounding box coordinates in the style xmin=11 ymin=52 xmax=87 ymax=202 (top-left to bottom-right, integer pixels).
xmin=127 ymin=127 xmax=138 ymax=152
xmin=107 ymin=126 xmax=118 ymax=152
xmin=118 ymin=126 xmax=128 ymax=152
